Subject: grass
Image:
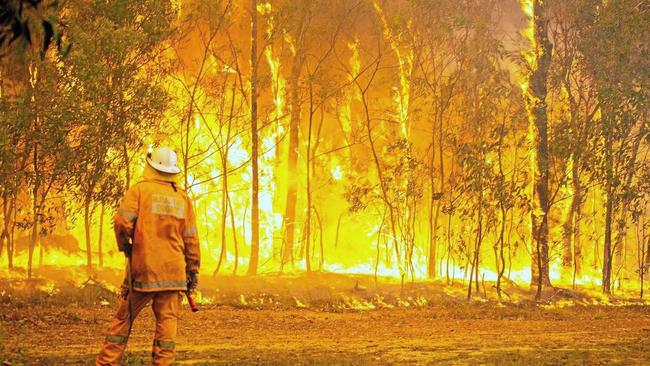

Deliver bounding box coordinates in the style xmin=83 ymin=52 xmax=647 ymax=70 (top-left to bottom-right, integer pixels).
xmin=0 ymin=325 xmax=31 ymax=366
xmin=2 ymin=270 xmax=650 ymax=365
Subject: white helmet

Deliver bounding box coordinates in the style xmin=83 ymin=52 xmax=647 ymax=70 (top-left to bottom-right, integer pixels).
xmin=147 ymin=146 xmax=181 ymax=174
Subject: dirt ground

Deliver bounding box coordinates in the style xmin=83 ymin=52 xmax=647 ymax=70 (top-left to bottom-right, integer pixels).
xmin=2 ymin=272 xmax=650 ymax=365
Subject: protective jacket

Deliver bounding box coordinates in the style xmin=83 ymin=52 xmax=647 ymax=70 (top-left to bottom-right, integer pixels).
xmin=113 ymin=166 xmax=201 ymax=292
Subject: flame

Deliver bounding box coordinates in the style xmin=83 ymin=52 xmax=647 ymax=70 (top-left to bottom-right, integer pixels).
xmin=264 ymin=49 xmax=285 ymax=119
xmin=331 ymin=164 xmax=343 ymax=181
xmin=339 ymin=40 xmax=361 ymax=139
xmin=2 ymin=0 xmax=644 ymax=301
xmin=374 ymin=2 xmax=413 ymax=138
xmin=256 ymin=19 xmax=288 ymax=264
xmin=520 ymin=0 xmax=536 ymax=67
xmin=256 ymin=2 xmax=272 ymax=15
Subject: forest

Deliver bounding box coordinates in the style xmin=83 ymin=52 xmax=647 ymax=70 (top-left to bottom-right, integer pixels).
xmin=0 ymin=0 xmax=649 ymax=364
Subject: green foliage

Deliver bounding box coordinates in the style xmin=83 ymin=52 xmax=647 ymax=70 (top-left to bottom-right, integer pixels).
xmin=63 ymin=0 xmax=174 ymax=206
xmin=0 ymin=0 xmax=70 ymax=59
xmin=581 ymin=0 xmax=649 ymax=211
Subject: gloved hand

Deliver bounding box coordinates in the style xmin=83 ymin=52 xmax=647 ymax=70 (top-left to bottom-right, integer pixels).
xmin=123 ymin=243 xmax=132 ymax=258
xmin=120 ymin=284 xmax=130 ymax=300
xmin=187 ymin=271 xmax=199 ymax=292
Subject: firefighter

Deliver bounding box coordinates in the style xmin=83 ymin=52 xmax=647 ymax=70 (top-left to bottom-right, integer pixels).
xmin=96 ymin=146 xmax=200 ymax=366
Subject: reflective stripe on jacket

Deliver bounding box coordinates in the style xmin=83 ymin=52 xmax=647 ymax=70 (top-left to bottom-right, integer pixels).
xmin=114 ymin=173 xmax=200 ymax=292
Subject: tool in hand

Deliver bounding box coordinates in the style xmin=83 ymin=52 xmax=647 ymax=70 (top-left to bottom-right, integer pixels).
xmin=186 ymin=271 xmax=199 ymax=312
xmin=185 ymin=291 xmax=199 ymax=312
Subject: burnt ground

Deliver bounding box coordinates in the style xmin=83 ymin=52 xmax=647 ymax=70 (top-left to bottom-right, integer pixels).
xmin=2 ymin=271 xmax=650 ymax=365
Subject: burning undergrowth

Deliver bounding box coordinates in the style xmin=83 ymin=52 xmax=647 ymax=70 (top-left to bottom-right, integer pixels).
xmin=0 ymin=266 xmax=120 ymax=308
xmin=2 ymin=268 xmax=648 ymax=313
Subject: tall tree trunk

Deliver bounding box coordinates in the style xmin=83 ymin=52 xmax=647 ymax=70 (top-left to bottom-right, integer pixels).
xmin=428 ymin=106 xmax=445 ymax=278
xmin=247 ymin=0 xmax=260 ymax=276
xmin=282 ymin=61 xmax=304 ymax=270
xmin=526 ymin=0 xmax=553 ymax=296
xmin=0 ymin=193 xmax=8 ymax=262
xmin=562 ymin=161 xmax=578 ymax=269
xmin=84 ymin=198 xmax=93 ymax=274
xmin=603 ymin=190 xmax=613 ymax=294
xmin=572 ymin=158 xmax=584 ymax=282
xmin=467 ymin=204 xmax=483 ymax=300
xmin=611 ymin=130 xmax=644 ymax=290
xmin=602 ymin=128 xmax=614 ymax=294
xmin=214 ymin=154 xmax=229 ymax=276
xmin=428 ymin=149 xmax=436 ymax=278
xmin=304 ymin=83 xmax=314 ymax=273
xmin=362 ymin=90 xmax=402 ymax=278
xmin=122 ymin=143 xmax=131 ymax=190
xmin=98 ymin=203 xmax=105 ymax=268
xmin=314 ymin=207 xmax=324 ymax=270
xmin=7 ymin=196 xmax=15 ymax=269
xmin=446 ymin=208 xmax=453 ymax=284
xmin=39 ymin=239 xmax=44 ymax=267
xmin=563 ymin=155 xmax=583 ymax=287
xmin=228 ymin=195 xmax=239 ymax=275
xmin=0 ymin=229 xmax=5 ymax=262
xmin=29 ymin=206 xmax=38 ymax=279
xmin=28 ymin=141 xmax=39 ymax=279
xmin=281 ymin=6 xmax=308 ymax=270
xmin=496 ymin=204 xmax=507 ymax=299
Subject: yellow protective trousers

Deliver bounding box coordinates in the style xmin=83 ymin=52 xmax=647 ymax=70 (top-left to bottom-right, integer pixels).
xmin=96 ymin=291 xmax=181 ymax=366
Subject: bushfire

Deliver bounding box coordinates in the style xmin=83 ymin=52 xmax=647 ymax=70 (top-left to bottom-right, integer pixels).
xmin=0 ymin=0 xmax=649 ymax=295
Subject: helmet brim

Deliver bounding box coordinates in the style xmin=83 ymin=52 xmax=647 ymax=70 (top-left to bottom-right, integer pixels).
xmin=147 ymin=158 xmax=181 ymax=175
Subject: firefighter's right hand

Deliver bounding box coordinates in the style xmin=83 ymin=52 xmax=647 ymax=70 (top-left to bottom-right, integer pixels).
xmin=123 ymin=243 xmax=132 ymax=258
xmin=187 ymin=271 xmax=199 ymax=291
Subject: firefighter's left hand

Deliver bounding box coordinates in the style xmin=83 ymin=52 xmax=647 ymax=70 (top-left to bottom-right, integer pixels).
xmin=120 ymin=284 xmax=129 ymax=300
xmin=187 ymin=271 xmax=199 ymax=291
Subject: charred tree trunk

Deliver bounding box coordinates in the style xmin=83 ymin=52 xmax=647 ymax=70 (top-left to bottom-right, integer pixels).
xmin=248 ymin=0 xmax=260 ymax=276
xmin=526 ymin=0 xmax=553 ymax=297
